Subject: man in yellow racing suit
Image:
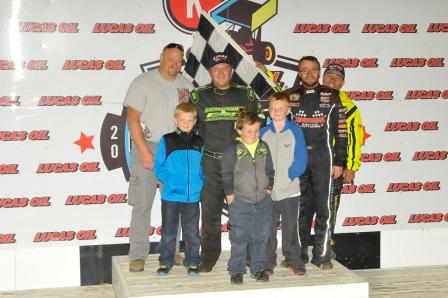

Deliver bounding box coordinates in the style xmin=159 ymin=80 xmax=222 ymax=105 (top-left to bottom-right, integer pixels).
xmin=322 ymin=63 xmax=363 ymax=258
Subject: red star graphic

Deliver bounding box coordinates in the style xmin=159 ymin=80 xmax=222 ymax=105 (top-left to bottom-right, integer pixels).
xmin=74 ymin=132 xmax=95 ymax=153
xmin=362 ymin=126 xmax=371 ymax=145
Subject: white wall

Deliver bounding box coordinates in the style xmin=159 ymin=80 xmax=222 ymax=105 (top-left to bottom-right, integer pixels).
xmin=0 ymin=246 xmax=80 ymax=291
xmin=381 ymin=228 xmax=448 ymax=268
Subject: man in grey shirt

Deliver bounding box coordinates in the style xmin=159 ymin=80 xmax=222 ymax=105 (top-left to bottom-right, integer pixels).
xmin=123 ymin=43 xmax=194 ymax=272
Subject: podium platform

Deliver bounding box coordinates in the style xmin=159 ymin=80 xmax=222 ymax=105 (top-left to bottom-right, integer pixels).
xmin=112 ymin=251 xmax=368 ymax=298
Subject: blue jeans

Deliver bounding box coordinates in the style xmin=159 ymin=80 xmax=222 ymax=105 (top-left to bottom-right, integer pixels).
xmin=159 ymin=200 xmax=200 ymax=268
xmin=228 ymin=196 xmax=272 ymax=274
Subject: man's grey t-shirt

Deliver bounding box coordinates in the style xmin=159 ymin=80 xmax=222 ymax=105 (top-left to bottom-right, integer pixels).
xmin=123 ymin=69 xmax=194 ymax=143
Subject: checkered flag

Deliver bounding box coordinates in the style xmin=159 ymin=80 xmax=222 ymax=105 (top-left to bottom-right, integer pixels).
xmin=184 ymin=13 xmax=280 ymax=102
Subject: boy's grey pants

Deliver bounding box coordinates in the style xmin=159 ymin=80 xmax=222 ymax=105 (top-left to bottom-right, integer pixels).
xmin=266 ymin=195 xmax=305 ymax=272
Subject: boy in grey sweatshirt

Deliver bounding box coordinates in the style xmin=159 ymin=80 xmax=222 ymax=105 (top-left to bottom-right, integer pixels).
xmin=260 ymin=92 xmax=308 ymax=275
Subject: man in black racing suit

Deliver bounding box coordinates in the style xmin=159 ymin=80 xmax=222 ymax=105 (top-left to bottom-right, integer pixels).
xmin=189 ymin=52 xmax=261 ymax=272
xmin=287 ymin=56 xmax=347 ymax=270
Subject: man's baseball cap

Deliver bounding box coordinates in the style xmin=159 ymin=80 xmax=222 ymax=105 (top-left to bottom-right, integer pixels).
xmin=208 ymin=52 xmax=231 ymax=68
xmin=324 ymin=63 xmax=345 ymax=79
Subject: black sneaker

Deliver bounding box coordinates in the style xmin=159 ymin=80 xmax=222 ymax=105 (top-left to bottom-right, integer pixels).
xmin=187 ymin=264 xmax=199 ymax=276
xmin=199 ymin=263 xmax=213 ymax=273
xmin=157 ymin=264 xmax=170 ymax=276
xmin=320 ymin=260 xmax=334 ymax=270
xmin=230 ymin=272 xmax=244 ymax=285
xmin=311 ymin=258 xmax=333 ymax=270
xmin=250 ymin=269 xmax=269 ymax=282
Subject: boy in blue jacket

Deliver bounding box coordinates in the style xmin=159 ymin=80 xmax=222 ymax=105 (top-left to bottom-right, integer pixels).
xmin=154 ymin=103 xmax=204 ymax=276
xmin=260 ymin=92 xmax=308 ymax=276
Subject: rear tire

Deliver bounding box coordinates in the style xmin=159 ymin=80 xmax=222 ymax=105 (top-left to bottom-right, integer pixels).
xmin=253 ymin=41 xmax=276 ymax=65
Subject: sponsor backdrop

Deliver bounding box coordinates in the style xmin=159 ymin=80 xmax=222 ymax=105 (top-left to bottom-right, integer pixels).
xmin=1 ymin=0 xmax=447 ymax=251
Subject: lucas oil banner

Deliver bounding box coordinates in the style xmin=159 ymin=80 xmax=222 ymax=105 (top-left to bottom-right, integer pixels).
xmin=0 ymin=0 xmax=447 ymax=248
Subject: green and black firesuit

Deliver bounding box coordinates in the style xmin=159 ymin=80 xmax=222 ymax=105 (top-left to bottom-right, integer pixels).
xmin=189 ymin=82 xmax=261 ymax=269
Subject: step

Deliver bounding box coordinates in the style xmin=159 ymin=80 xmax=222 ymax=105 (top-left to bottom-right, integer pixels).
xmin=112 ymin=251 xmax=368 ymax=298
